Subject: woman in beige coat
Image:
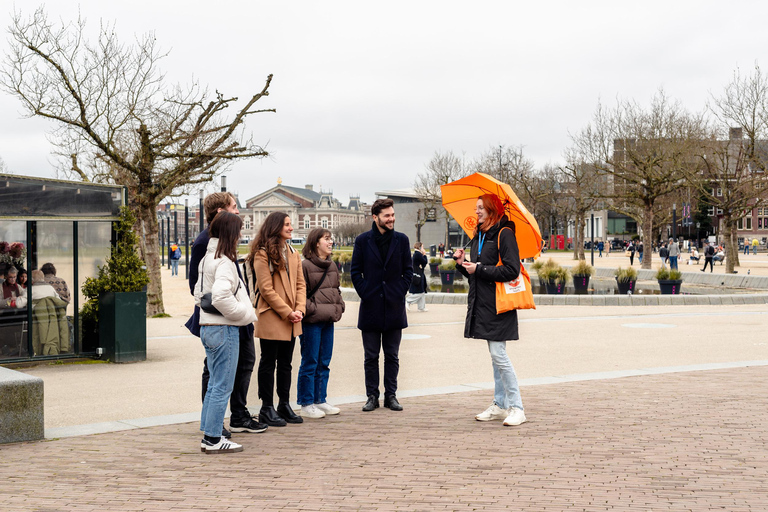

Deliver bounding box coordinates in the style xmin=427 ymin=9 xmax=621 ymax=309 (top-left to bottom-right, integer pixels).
xmin=247 ymin=211 xmax=306 ymax=427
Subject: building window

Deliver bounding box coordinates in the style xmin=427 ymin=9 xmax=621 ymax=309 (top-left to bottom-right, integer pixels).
xmin=322 ymin=219 xmax=328 ymax=229
xmin=716 ymin=188 xmax=723 ymax=197
xmin=304 ymin=219 xmax=310 ymax=229
xmin=746 ymin=217 xmax=753 ymax=230
xmin=244 ymin=217 xmax=250 ymax=230
xmin=738 ymin=219 xmax=743 ymax=230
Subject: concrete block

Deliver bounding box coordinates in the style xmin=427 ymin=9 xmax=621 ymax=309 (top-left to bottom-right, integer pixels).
xmin=657 ymin=295 xmax=673 ymax=306
xmin=0 ymin=367 xmax=44 ymax=444
xmin=732 ymin=295 xmax=746 ymax=305
xmin=717 ymin=295 xmax=734 ymax=305
xmin=605 ymin=296 xmax=619 ymax=306
xmin=578 ymin=295 xmax=592 ymax=306
xmin=535 ymin=294 xmax=552 ymax=306
xmin=552 ymin=295 xmax=568 ymax=306
xmin=591 ymin=296 xmax=606 ymax=306
xmin=565 ymin=295 xmax=580 ymax=306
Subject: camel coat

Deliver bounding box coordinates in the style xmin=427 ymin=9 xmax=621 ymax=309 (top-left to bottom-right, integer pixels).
xmin=253 ymin=246 xmax=306 ymax=341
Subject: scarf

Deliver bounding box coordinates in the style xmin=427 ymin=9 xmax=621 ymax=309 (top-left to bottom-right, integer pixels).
xmin=372 ymin=221 xmax=393 ymax=261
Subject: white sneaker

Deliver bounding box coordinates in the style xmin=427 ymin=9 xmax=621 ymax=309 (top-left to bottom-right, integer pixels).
xmin=503 ymin=407 xmax=527 ymax=426
xmin=300 ymin=404 xmax=326 ymax=419
xmin=315 ymin=402 xmax=341 ymax=415
xmin=475 ymin=403 xmax=508 ymax=421
xmin=418 ymin=307 xmax=429 ymax=312
xmin=201 ymin=438 xmax=243 ymax=454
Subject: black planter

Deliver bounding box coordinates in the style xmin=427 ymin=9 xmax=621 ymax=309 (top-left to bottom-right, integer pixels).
xmin=439 ymin=269 xmax=455 ymax=285
xmin=99 ymin=291 xmax=147 ymax=363
xmin=616 ymin=279 xmax=637 ymax=295
xmin=545 ymin=279 xmax=565 ymax=294
xmin=658 ymin=279 xmax=683 ymax=295
xmin=429 ymin=263 xmax=440 ymax=276
xmin=572 ymin=275 xmax=591 ymax=294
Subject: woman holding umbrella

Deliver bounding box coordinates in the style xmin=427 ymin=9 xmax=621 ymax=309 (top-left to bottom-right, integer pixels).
xmin=453 ymin=193 xmax=526 ymax=427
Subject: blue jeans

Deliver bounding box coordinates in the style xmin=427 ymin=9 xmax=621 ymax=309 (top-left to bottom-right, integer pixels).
xmin=487 ymin=341 xmax=523 ymax=410
xmin=754 ymin=246 xmax=758 ymax=255
xmin=171 ymin=259 xmax=179 ymax=276
xmin=200 ymin=325 xmax=240 ymax=437
xmin=297 ymin=321 xmax=334 ymax=405
xmin=669 ymin=255 xmax=678 ymax=270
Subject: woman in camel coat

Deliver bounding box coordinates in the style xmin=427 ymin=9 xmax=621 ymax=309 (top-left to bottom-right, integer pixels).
xmin=246 ymin=211 xmax=306 ymax=427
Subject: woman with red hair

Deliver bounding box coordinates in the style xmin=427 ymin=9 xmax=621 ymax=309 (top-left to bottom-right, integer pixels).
xmin=454 ymin=193 xmax=526 ymax=427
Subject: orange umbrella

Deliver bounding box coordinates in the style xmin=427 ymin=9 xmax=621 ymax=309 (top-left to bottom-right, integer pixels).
xmin=440 ymin=172 xmax=542 ymax=259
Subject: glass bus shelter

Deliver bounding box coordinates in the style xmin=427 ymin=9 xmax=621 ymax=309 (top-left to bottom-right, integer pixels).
xmin=0 ymin=174 xmax=124 ymax=363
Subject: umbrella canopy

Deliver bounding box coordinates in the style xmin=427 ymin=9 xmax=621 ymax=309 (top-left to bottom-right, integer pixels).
xmin=441 ymin=172 xmax=542 ymax=259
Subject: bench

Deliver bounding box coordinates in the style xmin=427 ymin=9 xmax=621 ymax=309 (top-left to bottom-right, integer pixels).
xmin=0 ymin=366 xmax=44 ymax=444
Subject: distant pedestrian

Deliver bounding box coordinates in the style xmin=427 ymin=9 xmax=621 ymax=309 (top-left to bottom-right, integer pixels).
xmin=454 ymin=193 xmax=526 ymax=427
xmin=296 ymin=228 xmax=345 ymax=419
xmin=170 ymin=242 xmax=182 ymax=276
xmin=752 ymin=238 xmax=759 ymax=255
xmin=701 ymin=242 xmax=715 ymax=273
xmin=668 ymin=238 xmax=680 ymax=271
xmin=638 ymin=241 xmax=644 ymax=264
xmin=406 ymin=242 xmax=429 ymax=312
xmin=597 ymin=240 xmax=604 ymax=258
xmin=627 ymin=242 xmax=636 ymax=265
xmin=743 ymin=239 xmax=750 ymax=255
xmin=351 ymin=198 xmax=413 ymax=413
xmin=438 ymin=242 xmax=445 ymax=258
xmin=659 ymin=243 xmax=668 ymax=269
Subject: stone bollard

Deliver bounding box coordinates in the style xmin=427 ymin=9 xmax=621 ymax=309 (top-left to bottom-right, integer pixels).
xmin=0 ymin=366 xmax=44 ymax=444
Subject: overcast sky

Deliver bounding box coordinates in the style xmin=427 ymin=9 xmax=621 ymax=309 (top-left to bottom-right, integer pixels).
xmin=1 ymin=1 xmax=767 ymax=205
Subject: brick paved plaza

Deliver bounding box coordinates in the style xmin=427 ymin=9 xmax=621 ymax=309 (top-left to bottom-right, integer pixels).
xmin=2 ymin=366 xmax=767 ymax=511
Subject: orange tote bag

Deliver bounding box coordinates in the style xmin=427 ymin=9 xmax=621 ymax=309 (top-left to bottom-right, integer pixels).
xmin=495 ymin=228 xmax=536 ymax=313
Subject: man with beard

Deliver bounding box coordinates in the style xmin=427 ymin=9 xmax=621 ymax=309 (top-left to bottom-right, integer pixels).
xmin=351 ymin=198 xmax=413 ymax=412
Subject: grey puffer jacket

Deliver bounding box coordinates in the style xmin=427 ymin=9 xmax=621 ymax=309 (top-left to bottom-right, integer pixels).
xmin=302 ymin=255 xmax=345 ymax=324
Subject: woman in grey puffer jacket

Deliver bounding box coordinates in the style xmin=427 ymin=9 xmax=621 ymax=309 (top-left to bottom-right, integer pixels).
xmin=297 ymin=228 xmax=345 ymax=419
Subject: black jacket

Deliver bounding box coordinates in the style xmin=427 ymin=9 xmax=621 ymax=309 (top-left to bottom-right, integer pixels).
xmin=351 ymin=226 xmax=413 ymax=332
xmin=456 ymin=218 xmax=521 ymax=341
xmin=409 ymin=250 xmax=429 ymax=294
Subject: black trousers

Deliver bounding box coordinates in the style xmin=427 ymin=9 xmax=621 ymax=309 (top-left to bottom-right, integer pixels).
xmin=362 ymin=329 xmax=402 ymax=399
xmin=702 ymin=257 xmax=714 ymax=272
xmin=201 ymin=329 xmax=256 ymax=423
xmin=257 ymin=338 xmax=296 ymax=407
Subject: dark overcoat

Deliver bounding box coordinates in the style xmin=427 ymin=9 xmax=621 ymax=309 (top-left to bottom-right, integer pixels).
xmin=456 ymin=218 xmax=521 ymax=341
xmin=351 ymin=227 xmax=413 ymax=332
xmin=408 ymin=250 xmax=429 ymax=294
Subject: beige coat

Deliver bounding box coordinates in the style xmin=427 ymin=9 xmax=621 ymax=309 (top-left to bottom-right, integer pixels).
xmin=253 ymin=246 xmax=306 ymax=341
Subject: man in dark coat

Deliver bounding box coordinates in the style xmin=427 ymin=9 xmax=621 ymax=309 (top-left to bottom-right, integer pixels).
xmin=186 ymin=191 xmax=266 ymax=435
xmin=351 ymin=198 xmax=413 ymax=412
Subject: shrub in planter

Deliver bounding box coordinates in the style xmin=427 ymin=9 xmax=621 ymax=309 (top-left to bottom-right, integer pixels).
xmin=439 ymin=259 xmax=457 ymax=285
xmin=81 ymin=207 xmax=150 ymax=361
xmin=656 ymin=268 xmax=683 ymax=295
xmin=532 ymin=258 xmax=558 ymax=290
xmin=614 ymin=266 xmax=638 ymax=295
xmin=339 ymin=251 xmax=352 ymax=272
xmin=571 ymin=260 xmax=595 ymax=294
xmin=429 ymin=257 xmax=442 ymax=276
xmin=539 ymin=263 xmax=568 ymax=294
xmin=331 ymin=252 xmax=343 ymax=271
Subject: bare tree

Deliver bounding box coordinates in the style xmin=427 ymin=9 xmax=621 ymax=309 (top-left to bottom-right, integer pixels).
xmin=695 ymin=65 xmax=768 ymax=273
xmin=1 ymin=8 xmax=274 ymax=315
xmin=559 ymin=145 xmax=605 ymax=260
xmin=414 ymin=150 xmax=468 ymax=246
xmin=575 ymin=91 xmax=707 ymax=269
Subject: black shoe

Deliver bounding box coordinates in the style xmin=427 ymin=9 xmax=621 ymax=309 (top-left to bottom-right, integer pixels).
xmin=222 ymin=426 xmax=232 ymax=439
xmin=362 ymin=395 xmax=380 ymax=412
xmin=229 ymin=417 xmax=268 ymax=433
xmin=277 ymin=402 xmax=304 ymax=424
xmin=384 ymin=395 xmax=403 ymax=411
xmin=259 ymin=406 xmax=287 ymax=427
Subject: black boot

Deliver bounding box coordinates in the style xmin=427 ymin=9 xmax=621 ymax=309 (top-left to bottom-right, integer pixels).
xmin=362 ymin=395 xmax=380 ymax=412
xmin=277 ymin=402 xmax=304 ymax=424
xmin=384 ymin=394 xmax=403 ymax=411
xmin=259 ymin=405 xmax=287 ymax=427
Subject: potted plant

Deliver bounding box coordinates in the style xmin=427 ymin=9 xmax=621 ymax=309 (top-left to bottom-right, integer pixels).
xmin=571 ymin=260 xmax=595 ymax=295
xmin=656 ymin=268 xmax=683 ymax=294
xmin=429 ymin=257 xmax=442 ymax=276
xmin=614 ymin=266 xmax=638 ymax=295
xmin=539 ymin=262 xmax=568 ymax=294
xmin=81 ymin=207 xmax=150 ymax=362
xmin=340 ymin=251 xmax=352 ymax=273
xmin=331 ymin=252 xmax=343 ymax=271
xmin=439 ymin=259 xmax=457 ymax=285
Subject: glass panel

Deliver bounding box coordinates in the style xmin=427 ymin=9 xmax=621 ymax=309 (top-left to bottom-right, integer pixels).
xmin=31 ymin=221 xmax=74 ymax=357
xmin=78 ymin=222 xmax=112 ymax=353
xmin=0 ymin=220 xmax=28 ymax=360
xmin=0 ymin=175 xmax=122 ymax=218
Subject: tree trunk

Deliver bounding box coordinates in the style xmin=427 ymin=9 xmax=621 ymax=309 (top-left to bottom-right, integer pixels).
xmin=573 ymin=212 xmax=585 ymax=260
xmin=641 ymin=205 xmax=654 ymax=270
xmin=135 ymin=204 xmax=165 ymax=316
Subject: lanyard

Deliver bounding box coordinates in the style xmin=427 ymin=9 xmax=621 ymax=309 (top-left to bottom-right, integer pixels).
xmin=477 ymin=232 xmax=486 ymax=256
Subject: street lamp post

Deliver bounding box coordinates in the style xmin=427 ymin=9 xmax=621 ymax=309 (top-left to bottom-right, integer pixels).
xmin=185 ymin=199 xmax=190 ymax=279
xmin=672 ymin=203 xmax=677 ymax=241
xmin=199 ymin=189 xmax=204 ymax=232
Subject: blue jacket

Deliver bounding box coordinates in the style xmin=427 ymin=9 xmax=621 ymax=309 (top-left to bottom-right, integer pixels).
xmin=351 ymin=227 xmax=413 ymax=332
